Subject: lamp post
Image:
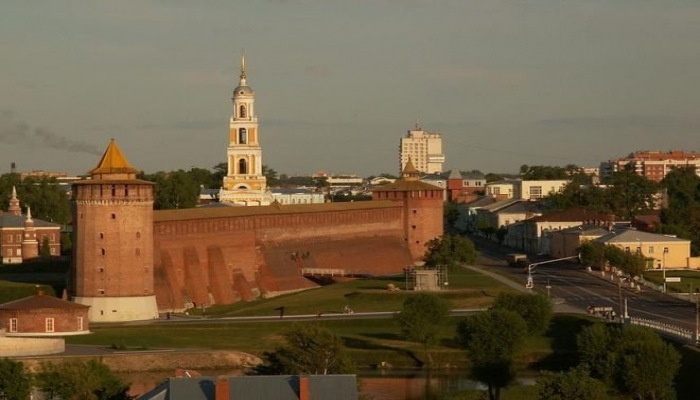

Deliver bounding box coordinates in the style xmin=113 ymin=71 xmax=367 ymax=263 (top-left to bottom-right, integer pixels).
xmin=663 ymin=247 xmax=669 ymax=293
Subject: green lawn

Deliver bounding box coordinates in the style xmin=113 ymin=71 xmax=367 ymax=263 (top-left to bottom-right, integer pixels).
xmin=644 ymin=270 xmax=700 ymax=294
xmin=0 ymin=280 xmax=56 ymax=304
xmin=201 ymin=268 xmax=514 ymax=318
xmin=67 ymin=315 xmax=595 ymax=370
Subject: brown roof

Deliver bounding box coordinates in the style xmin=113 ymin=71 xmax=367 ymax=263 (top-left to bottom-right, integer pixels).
xmin=401 ymin=159 xmax=419 ymax=177
xmin=89 ymin=139 xmax=141 ymax=175
xmin=0 ymin=294 xmax=89 ymax=310
xmin=372 ymin=180 xmax=444 ymax=192
xmin=72 ymin=179 xmax=154 ymax=186
xmin=528 ymin=207 xmax=616 ymax=223
xmin=154 ymin=200 xmax=402 ymax=222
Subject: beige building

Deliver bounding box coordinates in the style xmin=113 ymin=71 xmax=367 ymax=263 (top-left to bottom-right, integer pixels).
xmin=600 ymin=150 xmax=700 ymax=182
xmin=399 ymin=127 xmax=445 ymax=174
xmin=550 ymin=227 xmax=698 ymax=269
xmin=485 ymin=180 xmax=569 ymax=200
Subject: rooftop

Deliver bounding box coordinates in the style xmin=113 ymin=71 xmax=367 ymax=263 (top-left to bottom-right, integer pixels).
xmin=89 ymin=140 xmax=141 ymax=175
xmin=0 ymin=293 xmax=89 ymax=311
xmin=527 ymin=207 xmax=617 ymax=223
xmin=594 ymin=229 xmax=691 ymax=244
xmin=0 ymin=213 xmax=60 ymax=228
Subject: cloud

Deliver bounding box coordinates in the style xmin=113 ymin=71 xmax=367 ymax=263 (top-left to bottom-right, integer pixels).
xmin=537 ymin=115 xmax=700 ymax=131
xmin=0 ymin=111 xmax=102 ymax=156
xmin=305 ymin=66 xmax=330 ymax=78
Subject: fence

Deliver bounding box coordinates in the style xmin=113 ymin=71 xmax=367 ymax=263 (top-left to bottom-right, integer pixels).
xmin=629 ymin=317 xmax=696 ymax=343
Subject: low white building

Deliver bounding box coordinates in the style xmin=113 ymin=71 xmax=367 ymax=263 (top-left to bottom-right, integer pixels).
xmin=271 ymin=188 xmax=325 ymax=205
xmin=485 ymin=180 xmax=570 ymax=200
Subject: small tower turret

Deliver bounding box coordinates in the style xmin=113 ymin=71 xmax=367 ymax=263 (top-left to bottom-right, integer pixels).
xmin=8 ymin=186 xmax=21 ymax=216
xmin=21 ymin=206 xmax=39 ymax=260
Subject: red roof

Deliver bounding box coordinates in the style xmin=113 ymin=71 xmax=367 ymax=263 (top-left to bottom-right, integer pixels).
xmin=0 ymin=294 xmax=89 ymax=310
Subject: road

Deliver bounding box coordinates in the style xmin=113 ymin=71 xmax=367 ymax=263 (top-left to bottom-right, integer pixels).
xmin=473 ymin=236 xmax=698 ymax=331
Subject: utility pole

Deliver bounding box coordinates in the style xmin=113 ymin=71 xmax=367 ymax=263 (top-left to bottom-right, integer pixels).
xmin=618 ymin=278 xmax=624 ymax=320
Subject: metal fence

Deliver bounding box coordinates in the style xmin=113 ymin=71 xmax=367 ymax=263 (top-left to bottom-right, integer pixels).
xmin=629 ymin=317 xmax=696 ymax=343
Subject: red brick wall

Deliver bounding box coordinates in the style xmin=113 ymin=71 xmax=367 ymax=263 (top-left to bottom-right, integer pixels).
xmin=0 ymin=308 xmax=89 ymax=334
xmin=72 ymin=183 xmax=154 ymax=298
xmin=152 ymin=205 xmax=414 ymax=311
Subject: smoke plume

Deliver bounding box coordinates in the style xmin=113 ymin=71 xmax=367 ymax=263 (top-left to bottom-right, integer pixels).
xmin=0 ymin=111 xmax=102 ymax=156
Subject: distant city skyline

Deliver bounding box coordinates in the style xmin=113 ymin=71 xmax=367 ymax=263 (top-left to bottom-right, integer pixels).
xmin=1 ymin=1 xmax=699 ymax=177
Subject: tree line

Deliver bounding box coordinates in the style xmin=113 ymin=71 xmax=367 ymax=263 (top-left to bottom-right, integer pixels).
xmin=0 ymin=358 xmax=131 ymax=400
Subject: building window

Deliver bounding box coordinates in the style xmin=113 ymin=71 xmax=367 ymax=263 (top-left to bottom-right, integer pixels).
xmin=78 ymin=317 xmax=83 ymax=331
xmin=16 ymin=234 xmax=21 ymax=242
xmin=530 ymin=186 xmax=543 ymax=199
xmin=99 ymin=289 xmax=105 ymax=295
xmin=50 ymin=234 xmax=55 ymax=242
xmin=9 ymin=318 xmax=17 ymax=333
xmin=101 ymin=248 xmax=106 ymax=256
xmin=7 ymin=235 xmax=12 ymax=243
xmin=239 ymin=158 xmax=248 ymax=174
xmin=50 ymin=248 xmax=56 ymax=255
xmin=111 ymin=213 xmax=116 ymax=220
xmin=239 ymin=128 xmax=247 ymax=144
xmin=16 ymin=249 xmax=21 ymax=256
xmin=99 ymin=233 xmax=104 ymax=239
xmin=136 ymin=232 xmax=141 ymax=239
xmin=240 ymin=105 xmax=247 ymax=118
xmin=649 ymin=246 xmax=654 ymax=253
xmin=45 ymin=318 xmax=54 ymax=333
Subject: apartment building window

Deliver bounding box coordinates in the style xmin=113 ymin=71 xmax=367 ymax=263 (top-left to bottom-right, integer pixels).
xmin=45 ymin=318 xmax=54 ymax=333
xmin=530 ymin=186 xmax=543 ymax=199
xmin=9 ymin=318 xmax=17 ymax=333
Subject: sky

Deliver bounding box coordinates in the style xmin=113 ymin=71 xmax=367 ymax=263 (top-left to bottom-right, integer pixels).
xmin=1 ymin=0 xmax=699 ymax=177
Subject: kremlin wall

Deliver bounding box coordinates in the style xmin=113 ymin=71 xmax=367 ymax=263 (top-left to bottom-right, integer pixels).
xmin=69 ymin=56 xmax=445 ymax=321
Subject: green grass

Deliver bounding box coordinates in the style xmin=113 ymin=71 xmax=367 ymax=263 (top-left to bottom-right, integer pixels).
xmin=0 ymin=280 xmax=56 ymax=303
xmin=644 ymin=270 xmax=700 ymax=294
xmin=68 ymin=315 xmax=595 ymax=370
xmin=201 ymin=268 xmax=514 ymax=317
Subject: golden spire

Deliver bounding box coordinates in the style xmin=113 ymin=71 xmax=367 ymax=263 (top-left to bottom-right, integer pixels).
xmin=240 ymin=51 xmax=247 ymax=81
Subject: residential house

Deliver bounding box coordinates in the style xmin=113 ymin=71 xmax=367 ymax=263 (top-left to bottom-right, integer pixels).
xmin=593 ymin=229 xmax=697 ymax=269
xmin=476 ymin=200 xmax=544 ymax=239
xmin=485 ymin=180 xmax=570 ymax=201
xmin=521 ymin=208 xmax=618 ymax=254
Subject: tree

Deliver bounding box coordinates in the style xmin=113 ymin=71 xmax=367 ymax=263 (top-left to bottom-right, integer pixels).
xmin=254 ymin=324 xmax=353 ymax=375
xmin=577 ymin=324 xmax=680 ymax=400
xmin=457 ymin=309 xmax=528 ymax=400
xmin=212 ymin=162 xmax=228 ymax=185
xmin=536 ymin=366 xmax=607 ymax=400
xmin=140 ymin=170 xmax=200 ymax=210
xmin=491 ymin=293 xmax=553 ymax=335
xmin=519 ymin=165 xmax=573 ymax=180
xmin=395 ymin=293 xmax=450 ymax=366
xmin=495 ymin=226 xmax=508 ymax=244
xmin=485 ymin=173 xmax=504 ymax=183
xmin=578 ymin=241 xmax=607 ymax=269
xmin=0 ymin=174 xmax=71 ymax=225
xmin=423 ymin=234 xmax=478 ymax=269
xmin=35 ymin=359 xmax=131 ymax=400
xmin=262 ymin=164 xmax=279 ymax=186
xmin=444 ymin=200 xmax=460 ymax=233
xmin=661 ymin=167 xmax=700 ymax=256
xmin=605 ymin=170 xmax=659 ymax=220
xmin=0 ymin=359 xmax=32 ymax=400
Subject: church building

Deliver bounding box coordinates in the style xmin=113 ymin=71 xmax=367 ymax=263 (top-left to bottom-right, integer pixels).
xmin=219 ymin=55 xmax=273 ymax=206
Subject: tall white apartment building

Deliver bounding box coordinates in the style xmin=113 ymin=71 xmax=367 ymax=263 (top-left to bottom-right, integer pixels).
xmin=399 ymin=127 xmax=445 ymax=174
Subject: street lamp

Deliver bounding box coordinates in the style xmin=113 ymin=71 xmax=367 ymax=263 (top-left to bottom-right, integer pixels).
xmin=663 ymin=247 xmax=669 ymax=293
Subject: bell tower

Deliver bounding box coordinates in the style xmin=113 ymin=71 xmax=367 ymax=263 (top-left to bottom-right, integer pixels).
xmin=220 ymin=54 xmax=272 ymax=206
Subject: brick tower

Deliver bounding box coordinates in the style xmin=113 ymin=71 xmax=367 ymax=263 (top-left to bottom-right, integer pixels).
xmin=372 ymin=159 xmax=444 ymax=262
xmin=71 ymin=140 xmax=158 ymax=322
xmin=21 ymin=207 xmax=39 ymax=260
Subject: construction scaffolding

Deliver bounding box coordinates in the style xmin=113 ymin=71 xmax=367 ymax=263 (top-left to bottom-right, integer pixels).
xmin=404 ymin=265 xmax=449 ymax=291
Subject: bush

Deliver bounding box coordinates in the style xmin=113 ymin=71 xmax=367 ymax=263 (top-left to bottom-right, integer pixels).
xmin=492 ymin=293 xmax=553 ymax=335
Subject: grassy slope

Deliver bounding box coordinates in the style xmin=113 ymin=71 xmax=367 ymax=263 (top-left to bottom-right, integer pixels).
xmin=202 ymin=268 xmax=514 ymax=317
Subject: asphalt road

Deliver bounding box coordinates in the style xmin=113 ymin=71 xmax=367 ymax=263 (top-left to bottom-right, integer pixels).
xmin=473 ymin=236 xmax=698 ymax=331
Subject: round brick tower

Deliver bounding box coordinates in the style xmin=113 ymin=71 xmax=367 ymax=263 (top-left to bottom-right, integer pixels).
xmin=71 ymin=140 xmax=158 ymax=322
xmin=372 ymin=159 xmax=444 ymax=262
xmin=21 ymin=206 xmax=39 ymax=260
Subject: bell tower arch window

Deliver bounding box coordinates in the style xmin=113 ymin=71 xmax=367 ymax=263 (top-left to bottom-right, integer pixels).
xmin=239 ymin=158 xmax=248 ymax=174
xmin=239 ymin=128 xmax=247 ymax=144
xmin=239 ymin=104 xmax=247 ymax=118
